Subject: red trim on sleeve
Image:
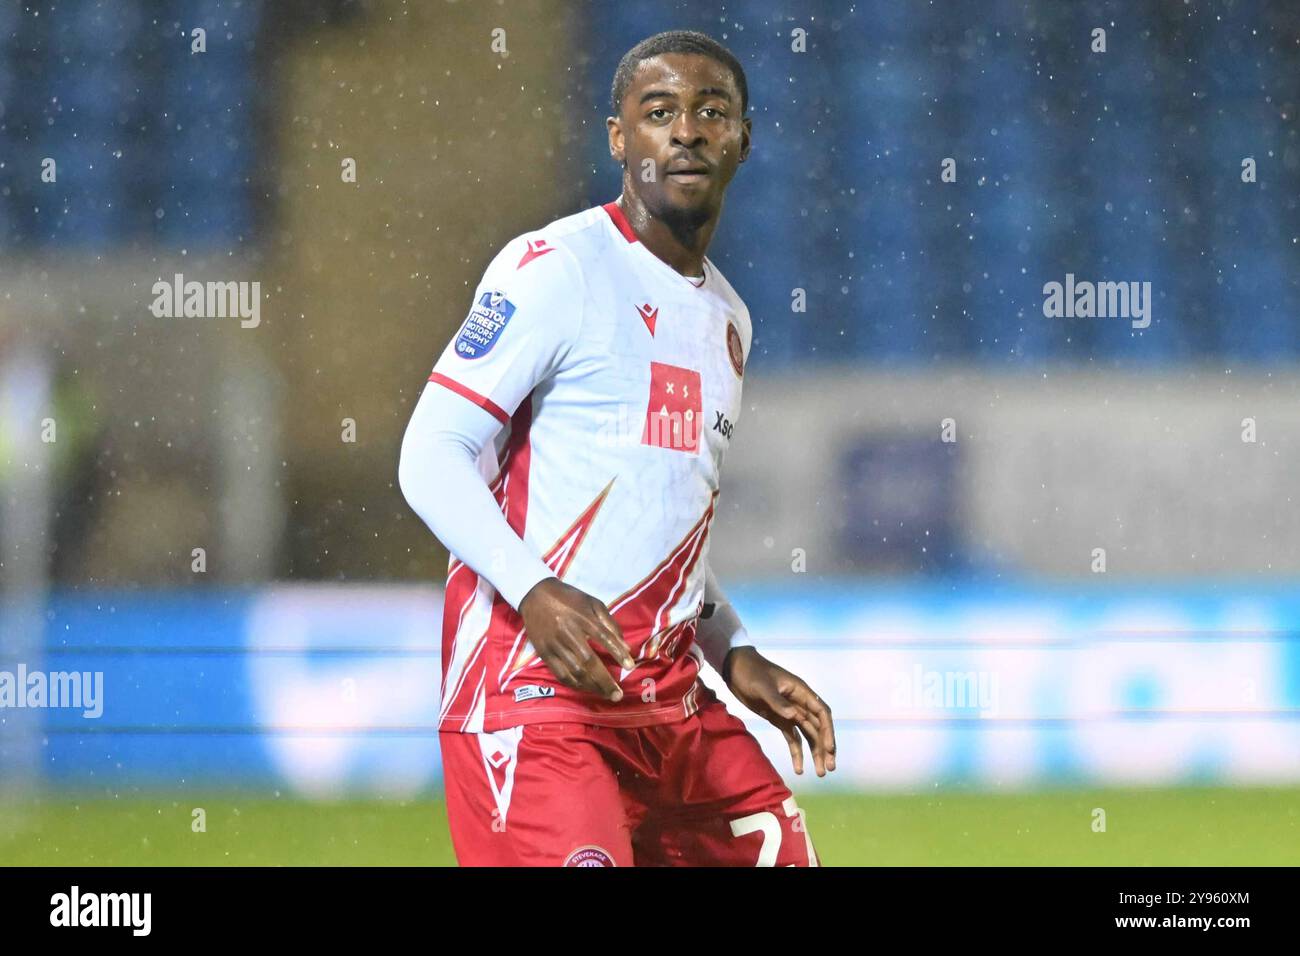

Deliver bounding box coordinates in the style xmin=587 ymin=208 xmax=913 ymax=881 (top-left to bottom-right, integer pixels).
xmin=438 ymin=394 xmax=535 ymax=730
xmin=602 ymin=201 xmax=640 ymax=243
xmin=428 ymin=372 xmax=510 ymax=426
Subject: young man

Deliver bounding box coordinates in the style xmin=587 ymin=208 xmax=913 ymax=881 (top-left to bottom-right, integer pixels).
xmin=399 ymin=30 xmax=835 ymax=866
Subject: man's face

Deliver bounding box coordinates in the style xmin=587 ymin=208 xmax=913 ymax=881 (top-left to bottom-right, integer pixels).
xmin=608 ymin=53 xmax=751 ymax=229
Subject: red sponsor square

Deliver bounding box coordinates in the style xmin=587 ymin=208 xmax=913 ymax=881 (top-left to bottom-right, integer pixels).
xmin=641 ymin=361 xmax=702 ymax=452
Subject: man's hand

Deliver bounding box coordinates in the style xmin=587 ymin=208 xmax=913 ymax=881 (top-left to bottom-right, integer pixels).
xmin=518 ymin=577 xmax=634 ymax=702
xmin=723 ymin=646 xmax=837 ymax=776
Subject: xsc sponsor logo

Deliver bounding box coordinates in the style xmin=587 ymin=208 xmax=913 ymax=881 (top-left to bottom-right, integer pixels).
xmin=712 ymin=410 xmax=734 ymax=441
xmin=455 ymin=290 xmax=515 ymax=359
xmin=50 ymin=886 xmax=151 ymax=936
xmin=513 ymin=684 xmax=556 ymax=703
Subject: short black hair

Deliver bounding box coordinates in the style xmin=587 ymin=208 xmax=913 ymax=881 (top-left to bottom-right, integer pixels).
xmin=610 ymin=30 xmax=748 ymax=117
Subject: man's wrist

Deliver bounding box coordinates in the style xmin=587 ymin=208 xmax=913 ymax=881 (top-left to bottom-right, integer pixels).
xmin=514 ymin=571 xmax=558 ymax=615
xmin=721 ymin=644 xmax=755 ymax=685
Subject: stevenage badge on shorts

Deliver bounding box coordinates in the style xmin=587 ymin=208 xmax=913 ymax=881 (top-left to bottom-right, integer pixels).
xmin=564 ymin=845 xmax=616 ymax=867
xmin=455 ymin=289 xmax=515 ymax=359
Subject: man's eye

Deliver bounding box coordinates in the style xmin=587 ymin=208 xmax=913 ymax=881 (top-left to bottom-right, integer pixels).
xmin=649 ymin=108 xmax=671 ymax=120
xmin=702 ymin=108 xmax=724 ymax=119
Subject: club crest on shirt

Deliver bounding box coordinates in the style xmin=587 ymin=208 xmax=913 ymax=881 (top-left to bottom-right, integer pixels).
xmin=726 ymin=321 xmax=744 ymax=378
xmin=455 ymin=290 xmax=516 ymax=359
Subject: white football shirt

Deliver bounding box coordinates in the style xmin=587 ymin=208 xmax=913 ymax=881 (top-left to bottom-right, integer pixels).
xmin=428 ymin=201 xmax=752 ymax=732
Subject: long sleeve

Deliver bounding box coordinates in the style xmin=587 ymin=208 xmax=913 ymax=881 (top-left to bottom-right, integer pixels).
xmin=695 ymin=563 xmax=748 ymax=673
xmin=400 ymin=228 xmax=587 ymax=610
xmin=398 ymin=380 xmax=556 ymax=610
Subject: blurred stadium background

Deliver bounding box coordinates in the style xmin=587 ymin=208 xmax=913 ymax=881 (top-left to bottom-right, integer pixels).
xmin=2 ymin=0 xmax=1299 ymax=865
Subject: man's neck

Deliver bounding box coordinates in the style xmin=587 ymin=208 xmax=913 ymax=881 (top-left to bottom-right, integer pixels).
xmin=616 ymin=190 xmax=718 ymax=278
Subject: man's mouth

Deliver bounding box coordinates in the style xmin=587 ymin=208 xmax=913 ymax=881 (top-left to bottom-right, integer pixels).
xmin=670 ymin=158 xmax=712 ymax=182
xmin=666 ymin=160 xmax=711 ymax=183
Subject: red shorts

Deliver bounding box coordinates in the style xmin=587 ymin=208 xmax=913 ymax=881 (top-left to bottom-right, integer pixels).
xmin=439 ymin=689 xmax=818 ymax=867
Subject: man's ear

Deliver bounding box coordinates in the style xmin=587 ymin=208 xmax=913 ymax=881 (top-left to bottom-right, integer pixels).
xmin=738 ymin=116 xmax=752 ymax=163
xmin=606 ymin=115 xmax=626 ymax=165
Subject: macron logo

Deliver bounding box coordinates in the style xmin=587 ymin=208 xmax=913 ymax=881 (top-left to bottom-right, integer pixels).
xmin=50 ymin=886 xmax=151 ymax=937
xmin=517 ymin=238 xmax=554 ymax=270
xmin=637 ymin=302 xmax=658 ymax=336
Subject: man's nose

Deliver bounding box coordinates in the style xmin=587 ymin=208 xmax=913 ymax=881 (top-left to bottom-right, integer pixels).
xmin=671 ymin=112 xmax=705 ymax=148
